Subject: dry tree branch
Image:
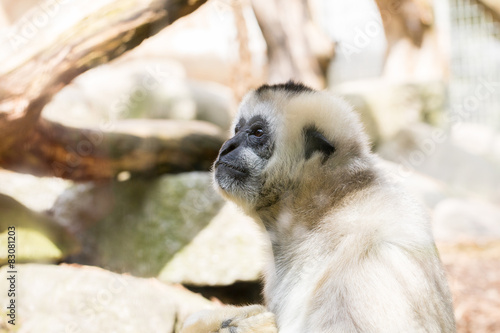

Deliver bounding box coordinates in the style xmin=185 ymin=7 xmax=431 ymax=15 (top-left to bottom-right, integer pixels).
xmin=0 ymin=0 xmax=223 ymax=180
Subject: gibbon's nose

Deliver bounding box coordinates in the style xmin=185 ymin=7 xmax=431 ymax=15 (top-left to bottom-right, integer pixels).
xmin=218 ymin=135 xmax=243 ymax=157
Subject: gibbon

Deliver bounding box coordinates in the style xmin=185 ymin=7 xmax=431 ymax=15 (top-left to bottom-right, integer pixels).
xmin=181 ymin=81 xmax=455 ymax=333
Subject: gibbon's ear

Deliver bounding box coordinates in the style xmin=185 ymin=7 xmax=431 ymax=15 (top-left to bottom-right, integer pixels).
xmin=304 ymin=126 xmax=335 ymax=163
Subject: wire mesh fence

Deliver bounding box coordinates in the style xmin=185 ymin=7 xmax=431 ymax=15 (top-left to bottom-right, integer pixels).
xmin=448 ymin=0 xmax=500 ymax=130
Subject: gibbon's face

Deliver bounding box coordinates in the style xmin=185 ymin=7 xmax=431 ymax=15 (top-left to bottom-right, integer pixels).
xmin=213 ymin=113 xmax=274 ymax=207
xmin=213 ymin=82 xmax=369 ymax=211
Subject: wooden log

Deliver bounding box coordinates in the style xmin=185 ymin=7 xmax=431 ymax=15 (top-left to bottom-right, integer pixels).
xmin=251 ymin=0 xmax=334 ymax=89
xmin=2 ymin=119 xmax=226 ymax=181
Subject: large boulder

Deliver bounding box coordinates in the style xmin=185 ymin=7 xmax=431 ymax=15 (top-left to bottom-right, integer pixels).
xmin=376 ymin=159 xmax=450 ymax=209
xmin=0 ymin=264 xmax=214 ymax=332
xmin=159 ymin=202 xmax=267 ymax=286
xmin=378 ymin=123 xmax=500 ymax=203
xmin=0 ymin=169 xmax=72 ymax=212
xmin=433 ymin=198 xmax=500 ymax=243
xmin=333 ymin=80 xmax=446 ymax=146
xmin=378 ymin=155 xmax=500 ymax=244
xmin=43 ymin=58 xmax=236 ymax=131
xmin=0 ymin=194 xmax=79 ymax=265
xmin=52 ymin=172 xmax=225 ymax=277
xmin=450 ymin=123 xmax=500 ymax=164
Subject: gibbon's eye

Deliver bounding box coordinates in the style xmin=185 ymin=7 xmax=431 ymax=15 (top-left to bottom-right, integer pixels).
xmin=250 ymin=127 xmax=264 ymax=138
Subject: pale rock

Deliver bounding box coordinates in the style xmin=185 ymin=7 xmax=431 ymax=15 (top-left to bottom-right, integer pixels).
xmin=333 ymin=80 xmax=446 ymax=145
xmin=0 ymin=264 xmax=214 ymax=332
xmin=378 ymin=123 xmax=500 ymax=203
xmin=43 ymin=58 xmax=235 ymax=130
xmin=159 ymin=202 xmax=267 ymax=286
xmin=0 ymin=169 xmax=72 ymax=212
xmin=377 ymin=159 xmax=449 ymax=209
xmin=0 ymin=194 xmax=79 ymax=264
xmin=450 ymin=123 xmax=500 ymax=163
xmin=52 ymin=172 xmax=225 ymax=277
xmin=433 ymin=198 xmax=500 ymax=243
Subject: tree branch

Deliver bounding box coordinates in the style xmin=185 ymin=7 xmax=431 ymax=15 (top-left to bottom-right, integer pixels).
xmin=2 ymin=119 xmax=225 ymax=181
xmin=0 ymin=0 xmax=208 ymax=170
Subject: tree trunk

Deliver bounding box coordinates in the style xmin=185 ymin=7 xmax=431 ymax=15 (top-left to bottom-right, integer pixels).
xmin=476 ymin=0 xmax=500 ymax=22
xmin=374 ymin=0 xmax=446 ymax=81
xmin=251 ymin=0 xmax=334 ymax=89
xmin=374 ymin=0 xmax=433 ymax=49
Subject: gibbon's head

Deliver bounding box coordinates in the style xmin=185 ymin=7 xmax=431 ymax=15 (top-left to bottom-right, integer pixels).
xmin=213 ymin=82 xmax=372 ymax=213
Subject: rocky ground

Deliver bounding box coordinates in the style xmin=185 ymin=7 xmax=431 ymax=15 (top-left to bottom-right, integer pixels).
xmin=0 ymin=264 xmax=215 ymax=333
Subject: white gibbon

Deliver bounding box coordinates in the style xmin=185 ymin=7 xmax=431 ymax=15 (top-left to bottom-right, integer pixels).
xmin=182 ymin=82 xmax=455 ymax=333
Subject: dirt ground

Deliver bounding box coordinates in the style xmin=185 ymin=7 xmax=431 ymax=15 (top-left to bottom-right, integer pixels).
xmin=438 ymin=241 xmax=500 ymax=333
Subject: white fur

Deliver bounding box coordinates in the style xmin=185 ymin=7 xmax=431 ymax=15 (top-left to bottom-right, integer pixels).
xmin=209 ymin=86 xmax=455 ymax=332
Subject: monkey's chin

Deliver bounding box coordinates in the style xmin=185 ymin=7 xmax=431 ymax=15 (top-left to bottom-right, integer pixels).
xmin=213 ymin=169 xmax=257 ymax=209
xmin=214 ymin=171 xmax=244 ymax=197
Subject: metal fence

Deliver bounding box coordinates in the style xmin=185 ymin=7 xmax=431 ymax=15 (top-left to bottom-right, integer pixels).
xmin=448 ymin=0 xmax=500 ymax=129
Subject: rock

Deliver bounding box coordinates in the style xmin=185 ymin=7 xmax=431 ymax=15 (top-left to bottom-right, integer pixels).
xmin=114 ymin=77 xmax=235 ymax=131
xmin=52 ymin=172 xmax=269 ymax=286
xmin=0 ymin=194 xmax=79 ymax=264
xmin=159 ymin=202 xmax=267 ymax=286
xmin=378 ymin=123 xmax=500 ymax=203
xmin=377 ymin=159 xmax=500 ymax=245
xmin=433 ymin=198 xmax=500 ymax=243
xmin=0 ymin=264 xmax=214 ymax=332
xmin=43 ymin=58 xmax=236 ymax=130
xmin=187 ymin=80 xmax=236 ymax=130
xmin=43 ymin=59 xmax=183 ymax=128
xmin=333 ymin=80 xmax=446 ymax=146
xmin=0 ymin=169 xmax=72 ymax=212
xmin=52 ymin=172 xmax=225 ymax=277
xmin=376 ymin=159 xmax=449 ymax=209
xmin=338 ymin=93 xmax=381 ymax=148
xmin=48 ymin=182 xmax=114 ymax=235
xmin=450 ymin=123 xmax=500 ymax=164
xmin=109 ymin=117 xmax=227 ymax=140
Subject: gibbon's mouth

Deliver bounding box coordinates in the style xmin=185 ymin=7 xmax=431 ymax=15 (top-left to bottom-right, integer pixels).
xmin=215 ymin=161 xmax=248 ymax=177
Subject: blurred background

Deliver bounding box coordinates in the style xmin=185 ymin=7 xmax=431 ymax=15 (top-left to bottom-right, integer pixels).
xmin=0 ymin=0 xmax=499 ymax=332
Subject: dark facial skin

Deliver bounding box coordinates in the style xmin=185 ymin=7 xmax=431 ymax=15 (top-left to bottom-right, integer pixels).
xmin=214 ymin=115 xmax=273 ymax=182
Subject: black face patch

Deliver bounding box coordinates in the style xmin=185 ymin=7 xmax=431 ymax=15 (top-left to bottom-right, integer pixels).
xmin=214 ymin=115 xmax=274 ymax=181
xmin=304 ymin=126 xmax=335 ymax=163
xmin=222 ymin=115 xmax=273 ymax=160
xmin=255 ymin=80 xmax=314 ymax=96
